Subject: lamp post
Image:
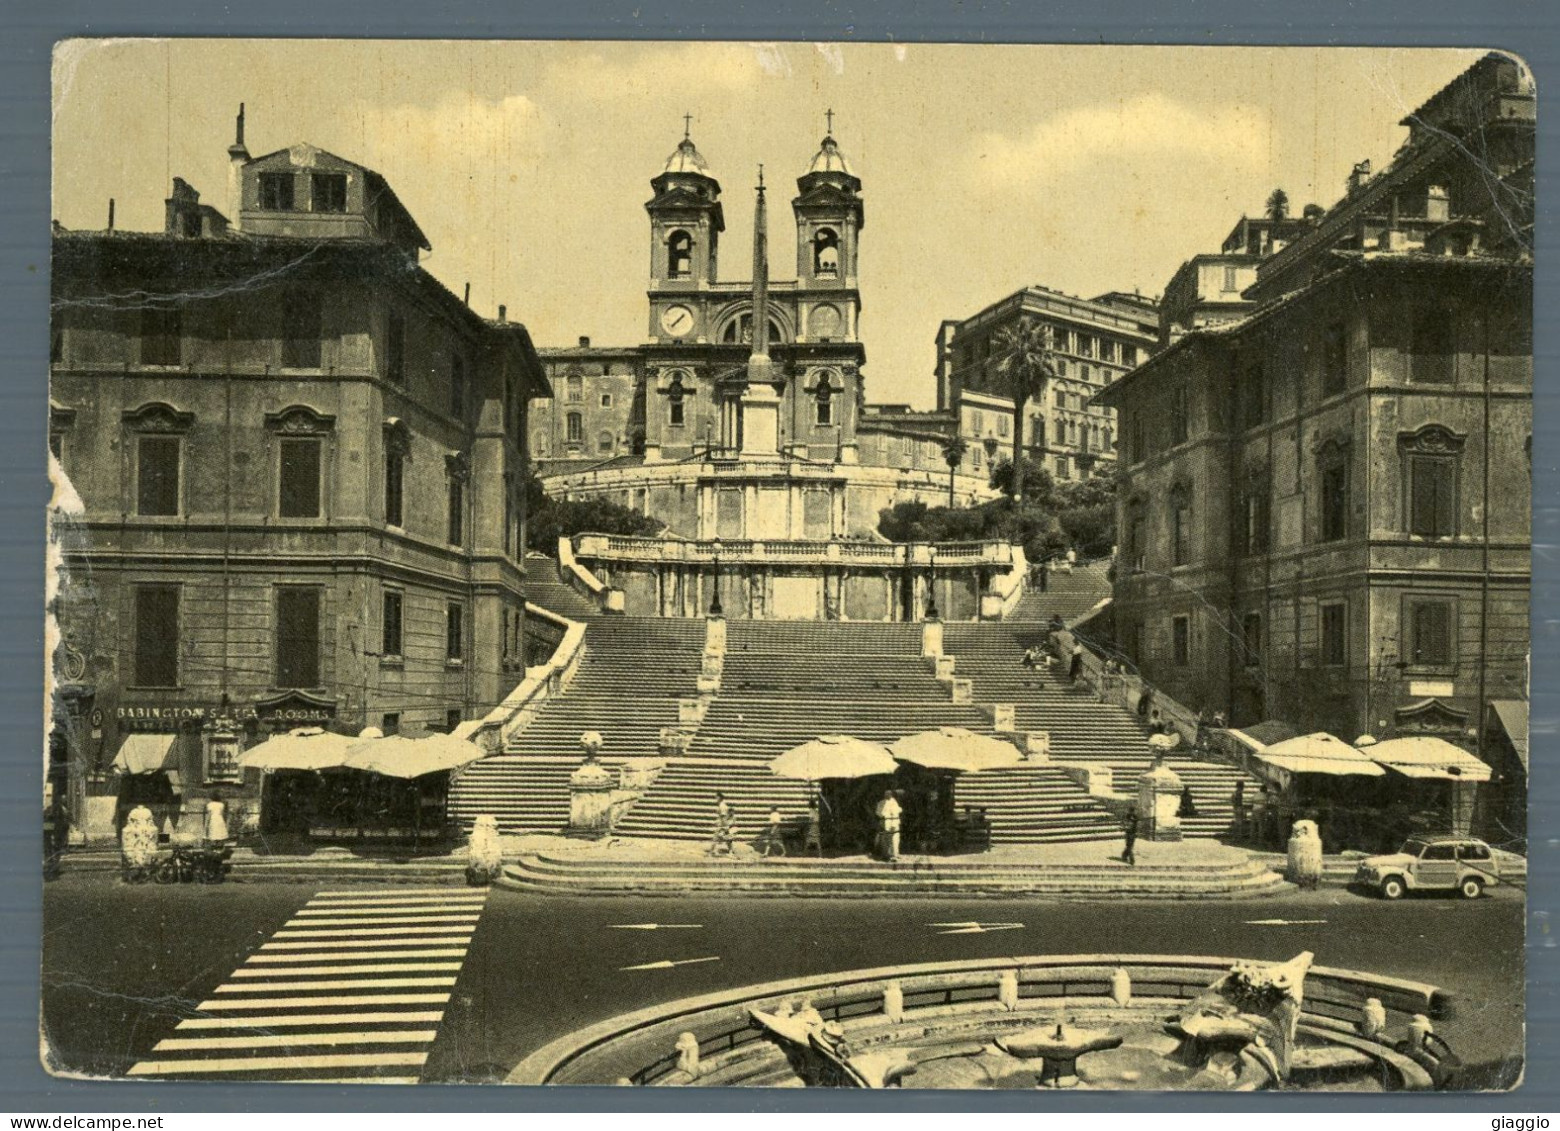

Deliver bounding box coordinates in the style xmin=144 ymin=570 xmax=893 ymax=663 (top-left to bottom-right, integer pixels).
xmin=926 ymin=545 xmax=939 ymax=620
xmin=709 ymin=537 xmax=723 ymax=616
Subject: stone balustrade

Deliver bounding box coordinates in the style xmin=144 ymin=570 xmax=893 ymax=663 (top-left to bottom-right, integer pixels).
xmin=577 ymin=533 xmax=1013 ymax=570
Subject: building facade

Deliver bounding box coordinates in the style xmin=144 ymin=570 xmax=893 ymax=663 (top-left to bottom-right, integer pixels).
xmin=933 ymin=286 xmax=1160 ymax=486
xmin=48 ymin=115 xmax=549 ymax=842
xmin=1097 ymin=54 xmax=1533 ymax=758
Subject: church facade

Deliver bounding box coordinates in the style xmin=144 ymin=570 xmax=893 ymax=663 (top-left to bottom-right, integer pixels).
xmin=530 ymin=124 xmax=996 ymax=540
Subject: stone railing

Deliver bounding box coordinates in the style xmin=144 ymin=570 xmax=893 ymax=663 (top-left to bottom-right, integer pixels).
xmin=575 ymin=533 xmax=1013 ymax=570
xmin=558 ymin=536 xmax=624 ymax=614
xmin=1049 ymin=626 xmax=1215 ymax=756
xmin=510 ymin=952 xmax=1448 ymax=1088
xmin=467 ymin=603 xmax=588 ymax=756
xmin=983 ymin=543 xmax=1027 ymax=621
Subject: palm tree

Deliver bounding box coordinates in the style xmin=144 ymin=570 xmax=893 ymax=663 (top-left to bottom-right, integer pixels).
xmin=938 ymin=435 xmax=969 ymax=507
xmin=992 ymin=317 xmax=1058 ymax=504
xmin=1265 ymin=188 xmax=1290 ymax=223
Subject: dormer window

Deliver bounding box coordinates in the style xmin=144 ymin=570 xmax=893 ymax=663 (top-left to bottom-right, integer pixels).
xmin=813 ymin=228 xmax=840 ymax=277
xmin=259 ymin=172 xmax=295 ymax=211
xmin=312 ymin=173 xmax=347 ymax=213
xmin=668 ymin=230 xmax=693 ymax=279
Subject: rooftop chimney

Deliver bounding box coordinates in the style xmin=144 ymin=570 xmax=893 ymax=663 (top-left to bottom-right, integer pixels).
xmin=578 ymin=335 xmax=590 ymax=348
xmin=497 ymin=304 xmax=507 ymax=323
xmin=227 ymin=102 xmax=250 ymax=231
xmin=107 ymin=198 xmax=115 ymax=231
xmin=1347 ymin=159 xmax=1373 ymax=195
xmin=463 ymin=282 xmax=471 ymax=305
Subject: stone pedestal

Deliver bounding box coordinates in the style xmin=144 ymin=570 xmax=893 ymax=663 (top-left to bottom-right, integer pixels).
xmin=705 ymin=614 xmax=727 ymax=656
xmin=991 ymin=704 xmax=1016 ymax=732
xmin=921 ymin=617 xmax=943 ymax=658
xmin=603 ymin=588 xmax=626 ymax=615
xmin=678 ymin=697 xmax=706 ymax=726
xmin=933 ymin=655 xmax=956 ymax=680
xmin=1286 ymin=819 xmax=1323 ymax=888
xmin=1137 ymin=758 xmax=1183 ymax=841
xmin=949 ymin=678 xmax=973 ymax=705
xmin=658 ymin=727 xmax=690 ymax=757
xmin=1021 ymin=730 xmax=1051 ymax=761
xmin=569 ymin=757 xmax=616 ymax=835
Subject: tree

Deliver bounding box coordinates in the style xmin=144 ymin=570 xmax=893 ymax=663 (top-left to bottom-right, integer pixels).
xmin=1265 ymin=188 xmax=1290 ymax=223
xmin=938 ymin=435 xmax=969 ymax=507
xmin=991 ymin=317 xmax=1058 ymax=504
xmin=989 ymin=456 xmax=1053 ymax=505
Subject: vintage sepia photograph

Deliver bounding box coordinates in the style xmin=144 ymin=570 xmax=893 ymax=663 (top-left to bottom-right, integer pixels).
xmin=43 ymin=40 xmax=1531 ymax=1092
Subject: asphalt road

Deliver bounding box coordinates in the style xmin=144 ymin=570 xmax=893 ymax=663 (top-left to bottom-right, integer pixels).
xmin=41 ymin=877 xmax=1526 ymax=1087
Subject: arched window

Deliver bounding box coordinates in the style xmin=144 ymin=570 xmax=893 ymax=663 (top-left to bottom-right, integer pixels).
xmin=668 ymin=230 xmax=693 ymax=279
xmin=667 ymin=373 xmax=687 ymax=427
xmin=721 ymin=313 xmax=786 ymax=345
xmin=565 ymin=373 xmax=583 ymax=403
xmin=813 ymin=228 xmax=840 ymax=277
xmin=597 ymin=431 xmax=616 ymax=455
xmin=566 ymin=412 xmax=583 ymax=445
xmin=815 ymin=382 xmax=833 ymax=426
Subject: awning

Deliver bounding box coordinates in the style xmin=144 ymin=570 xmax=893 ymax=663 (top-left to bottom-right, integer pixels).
xmin=111 ymin=733 xmax=178 ymax=775
xmin=1367 ymin=736 xmax=1492 ymax=783
xmin=1489 ymin=700 xmax=1529 ymax=774
xmin=1255 ymin=732 xmax=1386 ymax=777
xmin=1242 ymin=720 xmax=1300 ymax=747
xmin=342 ymin=733 xmax=485 ymax=779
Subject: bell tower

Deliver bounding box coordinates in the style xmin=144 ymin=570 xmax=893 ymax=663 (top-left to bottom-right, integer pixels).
xmin=793 ymin=110 xmax=864 ymax=292
xmin=646 ymin=118 xmax=724 ymax=293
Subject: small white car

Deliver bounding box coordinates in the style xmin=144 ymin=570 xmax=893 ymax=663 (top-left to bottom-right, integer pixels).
xmin=1355 ymin=834 xmax=1501 ymax=900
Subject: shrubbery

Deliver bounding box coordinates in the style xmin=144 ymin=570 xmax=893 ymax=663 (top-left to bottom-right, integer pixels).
xmin=524 ymin=477 xmax=663 ymax=553
xmin=878 ymin=465 xmax=1117 ymax=562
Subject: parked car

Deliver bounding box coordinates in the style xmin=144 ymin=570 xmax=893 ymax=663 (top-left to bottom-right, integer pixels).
xmin=1354 ymin=834 xmax=1501 ymax=899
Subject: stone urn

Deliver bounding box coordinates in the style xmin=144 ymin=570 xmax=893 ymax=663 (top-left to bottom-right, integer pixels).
xmin=119 ymin=805 xmax=159 ymax=875
xmin=1286 ymin=819 xmax=1323 ymax=888
xmin=569 ymin=731 xmax=615 ymax=835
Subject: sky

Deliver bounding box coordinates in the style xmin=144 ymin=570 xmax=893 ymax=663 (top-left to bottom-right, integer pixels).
xmin=51 ymin=40 xmax=1488 ymax=408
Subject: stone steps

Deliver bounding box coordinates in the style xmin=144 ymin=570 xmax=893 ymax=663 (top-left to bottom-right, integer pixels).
xmin=501 ymin=852 xmax=1291 ymax=899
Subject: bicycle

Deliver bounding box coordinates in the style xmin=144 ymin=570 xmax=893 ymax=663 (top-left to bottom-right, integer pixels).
xmin=757 ymin=828 xmax=787 ymax=858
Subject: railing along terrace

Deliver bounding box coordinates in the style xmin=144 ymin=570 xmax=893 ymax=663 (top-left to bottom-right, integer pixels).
xmin=575 ymin=533 xmax=1012 ymax=568
xmin=513 ymin=953 xmax=1448 ymax=1088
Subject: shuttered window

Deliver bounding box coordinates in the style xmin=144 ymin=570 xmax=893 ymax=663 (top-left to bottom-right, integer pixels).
xmin=1408 ymin=599 xmax=1453 ymax=668
xmin=1409 ymin=455 xmax=1455 ymax=537
xmin=136 ymin=436 xmax=181 ymax=516
xmin=382 ymin=591 xmax=403 ymax=658
xmin=281 ymin=290 xmax=322 ymax=368
xmin=275 ymin=588 xmax=321 ymax=688
xmin=140 ymin=307 xmax=181 ymax=366
xmin=134 ymin=585 xmax=180 ymax=687
xmin=279 ymin=437 xmax=322 ymax=518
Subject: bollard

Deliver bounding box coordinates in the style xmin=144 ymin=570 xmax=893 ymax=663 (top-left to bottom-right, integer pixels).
xmin=675 ymin=1032 xmax=700 ymax=1078
xmin=1358 ymin=998 xmax=1387 ymax=1040
xmin=1110 ymin=968 xmax=1132 ymax=1007
xmin=883 ymin=981 xmax=904 ymax=1025
xmin=999 ymin=969 xmax=1020 ymax=1012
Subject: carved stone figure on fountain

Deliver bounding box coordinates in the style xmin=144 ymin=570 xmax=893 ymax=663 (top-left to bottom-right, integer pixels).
xmin=1169 ymin=950 xmax=1314 ymax=1085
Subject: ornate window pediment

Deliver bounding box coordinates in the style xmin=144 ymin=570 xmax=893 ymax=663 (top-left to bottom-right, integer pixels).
xmin=1394 ymin=697 xmax=1471 ymax=735
xmin=123 ymin=402 xmax=193 ymax=433
xmin=1397 ymin=423 xmax=1467 ymax=454
xmin=1313 ymin=430 xmax=1352 ymax=458
xmin=803 ymin=368 xmax=845 ymax=393
xmin=265 ymin=405 xmax=336 ymax=434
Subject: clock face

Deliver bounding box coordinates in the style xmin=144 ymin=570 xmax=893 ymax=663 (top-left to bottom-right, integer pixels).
xmin=661 ymin=305 xmax=696 ymax=337
xmin=808 ymin=303 xmax=843 ymax=340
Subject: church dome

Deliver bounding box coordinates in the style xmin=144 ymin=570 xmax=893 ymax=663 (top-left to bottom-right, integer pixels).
xmin=663 ymin=136 xmax=713 ymax=177
xmin=807 ymin=134 xmax=854 ymax=177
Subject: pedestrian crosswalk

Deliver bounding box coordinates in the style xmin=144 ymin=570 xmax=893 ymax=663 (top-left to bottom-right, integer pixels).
xmin=128 ymin=886 xmax=489 ymax=1084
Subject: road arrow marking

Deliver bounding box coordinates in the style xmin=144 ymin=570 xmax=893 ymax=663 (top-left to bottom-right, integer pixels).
xmin=931 ymin=922 xmax=1025 ymax=935
xmin=620 ymin=956 xmax=722 ymax=971
xmin=1244 ymin=919 xmax=1329 ymax=926
xmin=608 ymin=923 xmax=704 ymax=931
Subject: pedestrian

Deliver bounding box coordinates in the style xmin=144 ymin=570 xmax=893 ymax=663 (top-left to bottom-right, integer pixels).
xmin=875 ymin=789 xmax=903 ymax=862
xmin=1177 ymin=785 xmax=1199 ymax=819
xmin=1038 ymin=560 xmax=1049 ymax=592
xmin=1122 ymin=811 xmax=1138 ymax=866
xmin=1068 ymin=641 xmax=1084 ymax=683
xmin=763 ymin=805 xmax=784 ymax=857
xmin=1066 ymin=547 xmax=1077 ymax=567
xmin=1021 ymin=645 xmax=1042 ymax=670
xmin=709 ymin=792 xmax=733 ymax=856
